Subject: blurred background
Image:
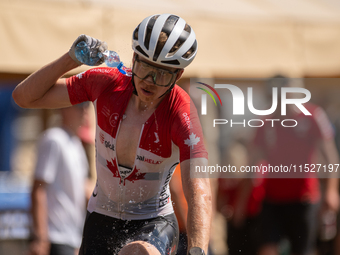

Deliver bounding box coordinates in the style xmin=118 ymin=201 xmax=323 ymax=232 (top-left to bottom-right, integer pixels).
xmin=1 ymin=0 xmax=340 ymax=254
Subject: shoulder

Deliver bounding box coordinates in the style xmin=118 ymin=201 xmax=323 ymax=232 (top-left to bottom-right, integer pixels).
xmin=299 ymin=103 xmax=334 ymax=137
xmin=77 ymin=67 xmax=131 ymax=84
xmin=81 ymin=67 xmax=120 ymax=77
xmin=304 ymin=103 xmax=320 ymax=114
xmin=170 ymin=85 xmax=190 ymax=101
xmin=155 ymin=85 xmax=192 ymax=125
xmin=165 ymin=85 xmax=191 ymax=111
xmin=299 ymin=103 xmax=328 ymax=121
xmin=40 ymin=127 xmax=69 ymax=144
xmin=67 ymin=67 xmax=132 ymax=103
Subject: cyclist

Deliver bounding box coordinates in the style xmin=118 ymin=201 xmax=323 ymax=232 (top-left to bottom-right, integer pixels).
xmin=13 ymin=14 xmax=212 ymax=255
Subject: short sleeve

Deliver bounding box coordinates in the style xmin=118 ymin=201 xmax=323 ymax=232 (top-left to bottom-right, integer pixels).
xmin=171 ymin=95 xmax=208 ymax=162
xmin=34 ymin=136 xmax=61 ymax=184
xmin=66 ymin=67 xmax=119 ymax=105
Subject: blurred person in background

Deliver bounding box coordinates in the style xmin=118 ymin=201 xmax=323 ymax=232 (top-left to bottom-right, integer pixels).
xmin=249 ymin=75 xmax=339 ymax=255
xmin=217 ymin=178 xmax=264 ymax=255
xmin=29 ymin=103 xmax=91 ymax=255
xmin=217 ymin=139 xmax=265 ymax=255
xmin=318 ymin=94 xmax=340 ymax=255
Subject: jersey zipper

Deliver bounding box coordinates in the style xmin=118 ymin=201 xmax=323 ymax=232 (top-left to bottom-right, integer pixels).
xmin=115 ymin=122 xmax=145 ymax=220
xmin=115 ymin=120 xmax=123 ymax=218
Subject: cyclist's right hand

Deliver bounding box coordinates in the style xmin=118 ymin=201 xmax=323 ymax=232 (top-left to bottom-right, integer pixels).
xmin=68 ymin=34 xmax=108 ymax=66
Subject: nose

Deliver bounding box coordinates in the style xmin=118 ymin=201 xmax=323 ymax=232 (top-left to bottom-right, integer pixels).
xmin=143 ymin=74 xmax=156 ymax=85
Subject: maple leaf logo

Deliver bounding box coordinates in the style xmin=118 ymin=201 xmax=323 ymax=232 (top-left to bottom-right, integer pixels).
xmin=106 ymin=159 xmax=146 ymax=186
xmin=107 ymin=158 xmax=120 ymax=179
xmin=184 ymin=133 xmax=200 ymax=149
xmin=124 ymin=166 xmax=146 ymax=185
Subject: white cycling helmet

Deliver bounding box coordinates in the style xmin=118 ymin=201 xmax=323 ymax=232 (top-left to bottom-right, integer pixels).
xmin=132 ymin=14 xmax=197 ymax=69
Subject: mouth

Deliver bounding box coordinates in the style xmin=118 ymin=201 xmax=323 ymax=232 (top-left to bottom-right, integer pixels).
xmin=140 ymin=87 xmax=154 ymax=96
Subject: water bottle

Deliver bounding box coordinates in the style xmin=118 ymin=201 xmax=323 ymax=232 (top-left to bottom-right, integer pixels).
xmin=75 ymin=41 xmax=126 ymax=74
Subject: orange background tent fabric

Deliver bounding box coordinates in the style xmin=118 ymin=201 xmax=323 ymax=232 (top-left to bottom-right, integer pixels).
xmin=1 ymin=0 xmax=340 ymax=78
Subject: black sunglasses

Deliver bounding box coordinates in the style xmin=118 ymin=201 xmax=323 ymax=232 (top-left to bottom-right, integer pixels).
xmin=132 ymin=55 xmax=180 ymax=87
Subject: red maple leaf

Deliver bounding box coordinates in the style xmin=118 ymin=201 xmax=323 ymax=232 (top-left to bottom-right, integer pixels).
xmin=124 ymin=166 xmax=146 ymax=185
xmin=107 ymin=158 xmax=120 ymax=181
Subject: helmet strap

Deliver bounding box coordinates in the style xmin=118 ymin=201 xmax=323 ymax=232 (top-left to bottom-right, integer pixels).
xmin=131 ymin=74 xmax=138 ymax=96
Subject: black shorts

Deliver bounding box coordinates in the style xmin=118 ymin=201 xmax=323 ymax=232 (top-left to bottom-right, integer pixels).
xmin=79 ymin=212 xmax=179 ymax=255
xmin=50 ymin=243 xmax=75 ymax=255
xmin=260 ymin=201 xmax=320 ymax=255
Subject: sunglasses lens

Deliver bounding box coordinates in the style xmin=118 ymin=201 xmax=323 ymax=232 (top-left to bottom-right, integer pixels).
xmin=132 ymin=59 xmax=175 ymax=86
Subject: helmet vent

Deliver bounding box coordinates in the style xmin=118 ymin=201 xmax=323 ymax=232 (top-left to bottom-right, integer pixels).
xmin=133 ymin=25 xmax=140 ymax=40
xmin=135 ymin=46 xmax=149 ymax=58
xmin=161 ymin=59 xmax=180 ymax=66
xmin=162 ymin=15 xmax=179 ymax=36
xmin=182 ymin=40 xmax=197 ymax=59
xmin=168 ymin=24 xmax=191 ymax=56
xmin=145 ymin=15 xmax=159 ymax=50
xmin=153 ymin=15 xmax=179 ymax=62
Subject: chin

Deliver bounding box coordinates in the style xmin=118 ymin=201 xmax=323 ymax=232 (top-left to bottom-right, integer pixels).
xmin=140 ymin=94 xmax=157 ymax=103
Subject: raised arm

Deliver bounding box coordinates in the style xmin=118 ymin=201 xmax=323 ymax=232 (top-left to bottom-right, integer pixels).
xmin=12 ymin=53 xmax=78 ymax=109
xmin=181 ymin=158 xmax=212 ymax=254
xmin=12 ymin=34 xmax=107 ymax=109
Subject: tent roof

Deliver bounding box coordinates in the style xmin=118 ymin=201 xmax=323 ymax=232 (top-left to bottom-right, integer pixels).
xmin=2 ymin=0 xmax=340 ymax=77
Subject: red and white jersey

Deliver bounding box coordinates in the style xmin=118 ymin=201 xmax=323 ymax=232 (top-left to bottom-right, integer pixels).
xmin=66 ymin=67 xmax=207 ymax=220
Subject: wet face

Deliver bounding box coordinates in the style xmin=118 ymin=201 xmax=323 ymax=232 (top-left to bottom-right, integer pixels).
xmin=132 ymin=54 xmax=183 ymax=103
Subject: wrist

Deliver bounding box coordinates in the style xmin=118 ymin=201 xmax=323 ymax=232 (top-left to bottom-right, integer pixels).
xmin=65 ymin=52 xmax=83 ymax=67
xmin=32 ymin=233 xmax=49 ymax=242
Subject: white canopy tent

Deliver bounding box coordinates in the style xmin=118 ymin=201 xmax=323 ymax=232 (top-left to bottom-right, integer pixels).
xmin=1 ymin=0 xmax=340 ymax=78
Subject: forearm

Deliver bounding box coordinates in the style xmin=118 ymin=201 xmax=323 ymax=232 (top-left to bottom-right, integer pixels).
xmin=319 ymin=139 xmax=340 ymax=211
xmin=31 ymin=184 xmax=49 ymax=240
xmin=170 ymin=186 xmax=188 ymax=231
xmin=12 ymin=53 xmax=79 ymax=108
xmin=186 ymin=178 xmax=212 ymax=253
